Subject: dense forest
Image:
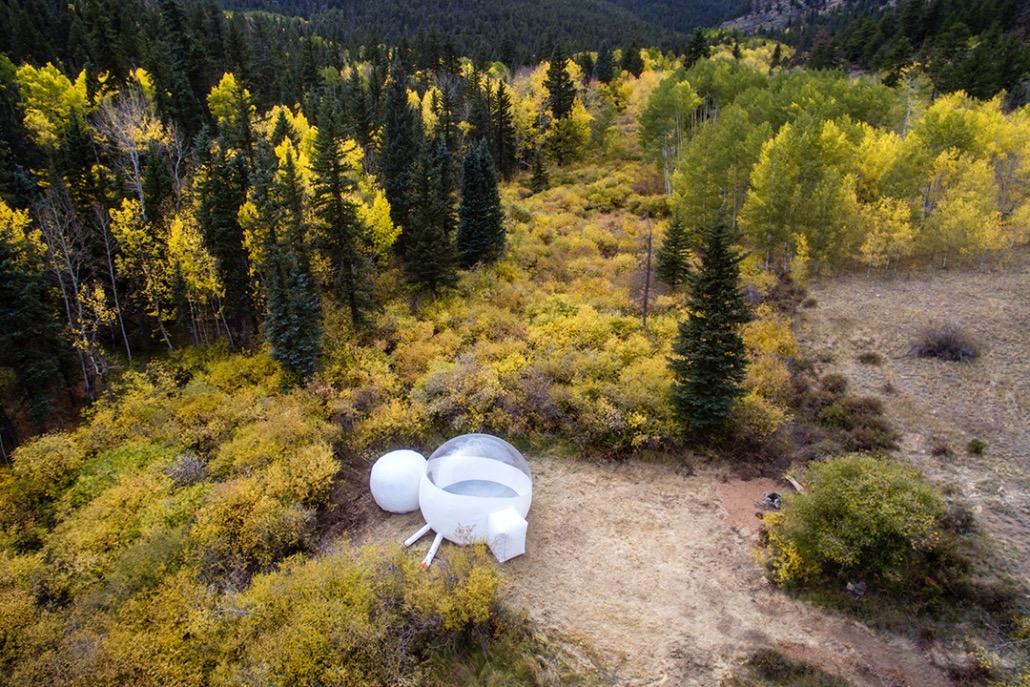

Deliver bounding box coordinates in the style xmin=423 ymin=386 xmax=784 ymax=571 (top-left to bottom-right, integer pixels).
xmin=2 ymin=0 xmax=1030 ymax=683
xmin=767 ymin=0 xmax=1030 ymax=103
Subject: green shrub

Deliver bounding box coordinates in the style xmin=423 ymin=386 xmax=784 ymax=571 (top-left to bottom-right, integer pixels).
xmin=967 ymin=438 xmax=987 ymax=456
xmin=818 ymin=402 xmax=849 ymax=428
xmin=764 ymin=454 xmax=954 ymax=590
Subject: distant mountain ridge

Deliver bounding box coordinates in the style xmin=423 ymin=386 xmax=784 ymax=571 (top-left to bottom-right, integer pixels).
xmin=220 ymin=0 xmax=750 ymax=58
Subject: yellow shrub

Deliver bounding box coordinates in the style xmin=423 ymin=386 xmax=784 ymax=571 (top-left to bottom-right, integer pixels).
xmin=733 ymin=391 xmax=791 ymax=440
xmin=9 ymin=433 xmax=86 ymax=503
xmin=192 ymin=477 xmax=312 ymax=573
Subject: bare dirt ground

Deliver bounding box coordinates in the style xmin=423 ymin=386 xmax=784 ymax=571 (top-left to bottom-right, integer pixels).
xmin=359 ymin=458 xmax=952 ymax=686
xmin=355 ymin=252 xmax=1029 ymax=686
xmin=796 ymin=250 xmax=1030 ymax=586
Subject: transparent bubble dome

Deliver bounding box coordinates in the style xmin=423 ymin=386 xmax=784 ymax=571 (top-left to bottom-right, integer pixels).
xmin=420 ymin=434 xmax=532 ymax=543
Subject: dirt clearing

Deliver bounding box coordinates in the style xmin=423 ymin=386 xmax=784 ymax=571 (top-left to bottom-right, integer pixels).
xmin=797 ymin=253 xmax=1030 ymax=585
xmin=361 ymin=456 xmax=951 ymax=686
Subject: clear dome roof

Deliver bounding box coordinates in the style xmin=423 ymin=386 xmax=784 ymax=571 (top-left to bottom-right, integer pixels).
xmin=426 ymin=433 xmax=531 ymax=484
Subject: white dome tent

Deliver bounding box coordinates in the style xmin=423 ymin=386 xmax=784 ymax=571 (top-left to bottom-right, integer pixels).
xmin=370 ymin=434 xmax=533 ymax=566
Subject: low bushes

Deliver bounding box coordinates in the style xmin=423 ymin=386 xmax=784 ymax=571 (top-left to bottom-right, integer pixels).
xmin=762 ymin=453 xmax=963 ymax=594
xmin=910 ymin=322 xmax=980 ymax=363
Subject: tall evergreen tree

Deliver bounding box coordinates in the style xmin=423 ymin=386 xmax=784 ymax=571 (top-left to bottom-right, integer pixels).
xmin=492 ymin=81 xmax=517 ymax=181
xmin=380 ymin=63 xmax=422 ymax=254
xmin=404 ymin=136 xmax=458 ymax=295
xmin=544 ymin=46 xmax=576 ymax=120
xmin=311 ymin=109 xmax=371 ymax=326
xmin=595 ymin=41 xmax=614 ymax=84
xmin=684 ymin=29 xmax=711 ymax=69
xmin=242 ymin=143 xmax=320 ymax=383
xmin=655 ymin=215 xmax=692 ymax=288
xmin=196 ymin=140 xmax=256 ymax=343
xmin=263 ymin=228 xmax=322 ymax=385
xmin=621 ymin=42 xmax=645 ymax=77
xmin=0 ymin=201 xmax=63 ymax=423
xmin=530 ymin=148 xmax=549 ymax=194
xmin=668 ymin=219 xmax=751 ymax=438
xmin=456 ymin=140 xmax=504 ymax=267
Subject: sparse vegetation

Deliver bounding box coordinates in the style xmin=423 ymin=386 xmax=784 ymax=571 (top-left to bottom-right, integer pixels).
xmin=724 ymin=649 xmax=854 ymax=687
xmin=910 ymin=322 xmax=981 ymax=363
xmin=857 ymin=351 xmax=883 ymax=365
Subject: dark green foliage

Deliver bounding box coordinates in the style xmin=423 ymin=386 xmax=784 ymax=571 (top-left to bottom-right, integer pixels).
xmin=456 ymin=140 xmax=504 ymax=268
xmin=544 ymin=46 xmax=576 ymax=120
xmin=594 ymin=41 xmax=614 ymax=83
xmin=668 ymin=219 xmax=751 ymax=438
xmin=404 ymin=137 xmax=459 ymax=295
xmin=492 ymin=82 xmax=517 ymax=181
xmin=529 ymin=149 xmax=549 ymax=194
xmin=263 ymin=243 xmax=322 ymax=385
xmin=311 ymin=109 xmax=372 ymax=326
xmin=381 ymin=64 xmax=422 ymax=253
xmin=196 ymin=139 xmax=257 ymax=342
xmin=805 ymin=29 xmax=843 ymax=71
xmin=683 ymin=29 xmax=710 ymax=69
xmin=620 ymin=42 xmax=645 ymax=77
xmin=0 ymin=222 xmax=63 ymax=422
xmin=655 ymin=215 xmax=692 ymax=288
xmin=251 ymin=145 xmax=322 ymax=384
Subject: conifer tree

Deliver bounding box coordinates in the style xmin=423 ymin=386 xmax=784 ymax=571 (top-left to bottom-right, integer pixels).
xmin=544 ymin=46 xmax=576 ymax=120
xmin=655 ymin=214 xmax=692 ymax=288
xmin=595 ymin=41 xmax=614 ymax=84
xmin=492 ymin=81 xmax=517 ymax=181
xmin=668 ymin=219 xmax=751 ymax=438
xmin=685 ymin=29 xmax=711 ymax=69
xmin=0 ymin=200 xmax=63 ymax=423
xmin=263 ymin=227 xmax=322 ymax=385
xmin=381 ymin=64 xmax=422 ymax=253
xmin=247 ymin=143 xmax=322 ymax=385
xmin=621 ymin=43 xmax=645 ymax=77
xmin=456 ymin=140 xmax=504 ymax=267
xmin=196 ymin=140 xmax=256 ymax=343
xmin=530 ymin=149 xmax=549 ymax=194
xmin=311 ymin=109 xmax=371 ymax=326
xmin=404 ymin=137 xmax=458 ymax=295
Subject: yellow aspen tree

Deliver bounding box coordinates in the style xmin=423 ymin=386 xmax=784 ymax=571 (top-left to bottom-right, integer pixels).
xmin=109 ymin=198 xmax=175 ymax=349
xmin=857 ymin=197 xmax=916 ymax=273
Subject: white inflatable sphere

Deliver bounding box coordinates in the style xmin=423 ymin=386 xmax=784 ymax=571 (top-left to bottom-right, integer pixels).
xmin=370 ymin=450 xmax=427 ymax=513
xmin=419 ymin=434 xmax=532 ymax=544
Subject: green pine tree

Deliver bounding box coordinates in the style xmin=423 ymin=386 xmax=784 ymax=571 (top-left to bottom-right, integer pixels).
xmin=311 ymin=108 xmax=372 ymax=326
xmin=196 ymin=139 xmax=257 ymax=342
xmin=492 ymin=81 xmax=517 ymax=181
xmin=685 ymin=29 xmax=711 ymax=69
xmin=404 ymin=137 xmax=458 ymax=295
xmin=456 ymin=140 xmax=505 ymax=267
xmin=595 ymin=41 xmax=614 ymax=83
xmin=544 ymin=46 xmax=576 ymax=120
xmin=655 ymin=214 xmax=692 ymax=288
xmin=381 ymin=63 xmax=422 ymax=254
xmin=621 ymin=43 xmax=645 ymax=77
xmin=668 ymin=219 xmax=752 ymax=439
xmin=530 ymin=148 xmax=549 ymax=194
